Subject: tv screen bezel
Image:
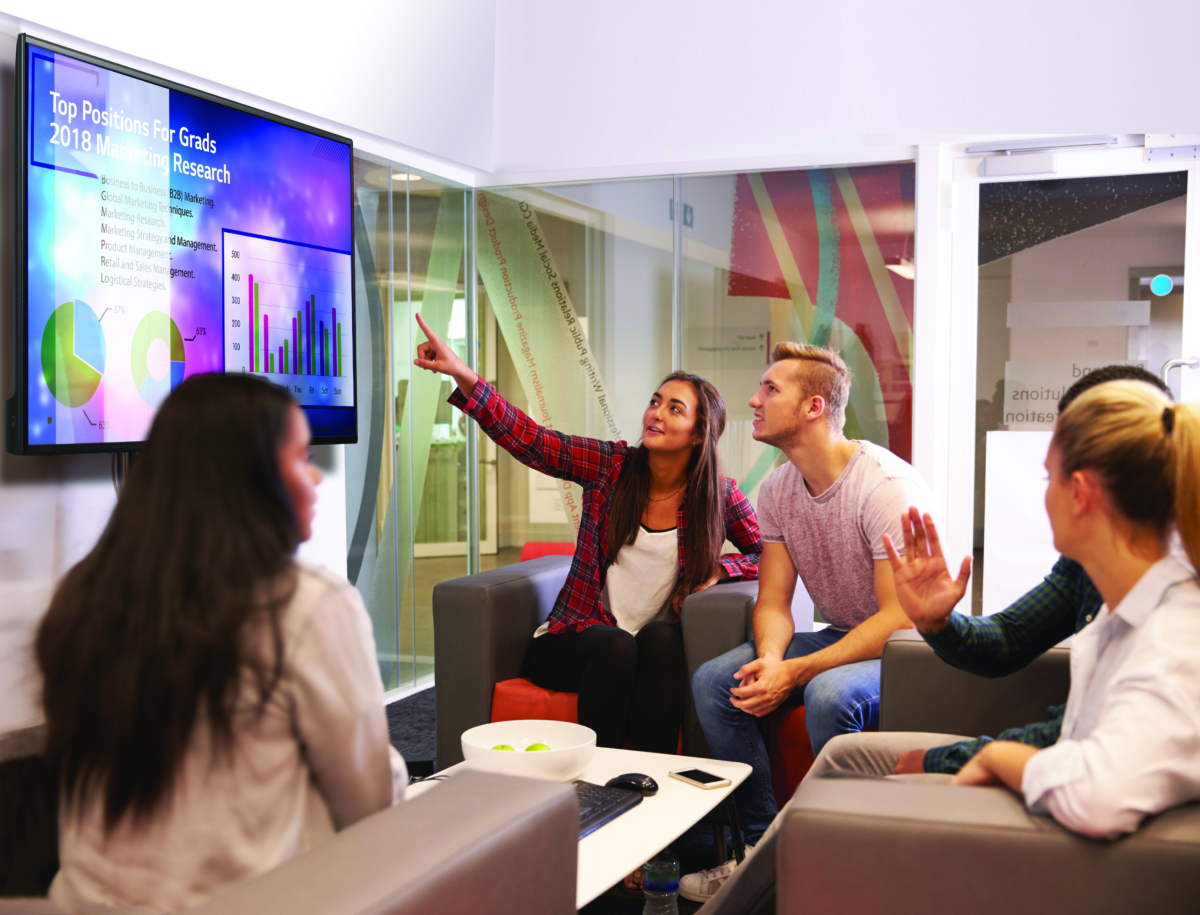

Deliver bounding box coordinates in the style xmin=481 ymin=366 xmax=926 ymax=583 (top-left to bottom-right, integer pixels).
xmin=9 ymin=33 xmax=358 ymax=454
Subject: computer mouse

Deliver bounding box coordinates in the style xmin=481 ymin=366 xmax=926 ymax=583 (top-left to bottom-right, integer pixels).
xmin=605 ymin=773 xmax=658 ymax=797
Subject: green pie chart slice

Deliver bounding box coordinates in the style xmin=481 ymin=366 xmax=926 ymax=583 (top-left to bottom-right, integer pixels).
xmin=131 ymin=311 xmax=186 ymax=408
xmin=41 ymin=299 xmax=105 ymax=407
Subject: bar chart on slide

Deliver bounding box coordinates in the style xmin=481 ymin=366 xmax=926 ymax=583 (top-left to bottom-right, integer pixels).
xmin=222 ymin=230 xmax=353 ymax=408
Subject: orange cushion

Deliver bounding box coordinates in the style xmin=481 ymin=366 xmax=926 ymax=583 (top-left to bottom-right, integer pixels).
xmin=767 ymin=709 xmax=880 ymax=807
xmin=768 ymin=706 xmax=816 ymax=808
xmin=490 ymin=678 xmax=682 ymax=753
xmin=519 ymin=542 xmax=576 ymax=562
xmin=492 ymin=678 xmax=579 ymax=723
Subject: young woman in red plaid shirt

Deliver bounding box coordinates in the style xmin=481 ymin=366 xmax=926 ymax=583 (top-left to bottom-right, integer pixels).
xmin=415 ymin=314 xmax=761 ymax=752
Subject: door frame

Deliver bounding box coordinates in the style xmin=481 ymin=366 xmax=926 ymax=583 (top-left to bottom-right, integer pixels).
xmin=940 ymin=145 xmax=1199 ymax=574
xmin=412 ymin=303 xmax=499 ymax=557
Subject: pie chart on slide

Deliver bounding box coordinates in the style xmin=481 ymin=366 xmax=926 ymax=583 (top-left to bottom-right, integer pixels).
xmin=131 ymin=311 xmax=186 ymax=407
xmin=40 ymin=299 xmax=106 ymax=407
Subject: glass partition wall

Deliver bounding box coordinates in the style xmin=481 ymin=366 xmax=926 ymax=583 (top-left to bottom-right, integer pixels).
xmin=348 ymin=158 xmax=917 ymax=693
xmin=347 ymin=152 xmax=476 ymax=694
xmin=475 ymin=180 xmax=676 ymax=560
xmin=680 ymin=167 xmax=916 ymax=504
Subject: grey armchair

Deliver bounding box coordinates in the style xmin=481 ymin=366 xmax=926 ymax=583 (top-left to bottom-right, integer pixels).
xmin=774 ymin=629 xmax=1200 ymax=914
xmin=778 ymin=775 xmax=1200 ymax=914
xmin=0 ymin=759 xmax=578 ymax=915
xmin=191 ymin=771 xmax=577 ymax=915
xmin=433 ymin=556 xmax=575 ymax=769
xmin=433 ymin=559 xmax=813 ymax=766
xmin=878 ymin=628 xmax=1071 ymax=736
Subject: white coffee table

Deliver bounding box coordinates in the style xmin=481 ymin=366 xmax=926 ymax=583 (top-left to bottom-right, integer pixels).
xmin=413 ymin=747 xmax=751 ymax=908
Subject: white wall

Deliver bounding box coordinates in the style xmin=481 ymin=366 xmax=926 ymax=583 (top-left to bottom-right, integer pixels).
xmin=1010 ymin=197 xmax=1186 ymax=304
xmin=0 ymin=0 xmax=497 ymax=177
xmin=491 ymin=0 xmax=1200 ymax=180
xmin=0 ymin=456 xmax=115 ymax=731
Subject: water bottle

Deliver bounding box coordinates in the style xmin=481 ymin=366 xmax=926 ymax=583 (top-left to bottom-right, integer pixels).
xmin=641 ymin=848 xmax=680 ymax=915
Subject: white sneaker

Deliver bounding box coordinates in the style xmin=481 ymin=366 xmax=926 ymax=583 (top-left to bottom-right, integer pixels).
xmin=678 ymin=846 xmax=754 ymax=903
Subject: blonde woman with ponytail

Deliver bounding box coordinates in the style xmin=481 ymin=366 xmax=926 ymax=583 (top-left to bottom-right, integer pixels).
xmin=950 ymin=380 xmax=1200 ymax=839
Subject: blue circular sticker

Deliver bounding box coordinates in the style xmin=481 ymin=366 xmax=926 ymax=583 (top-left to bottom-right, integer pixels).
xmin=1150 ymin=274 xmax=1174 ymax=296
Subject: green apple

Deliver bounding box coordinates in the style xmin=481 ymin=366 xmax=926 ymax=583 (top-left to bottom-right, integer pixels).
xmin=525 ymin=743 xmax=551 ymax=752
xmin=492 ymin=744 xmax=515 ymax=751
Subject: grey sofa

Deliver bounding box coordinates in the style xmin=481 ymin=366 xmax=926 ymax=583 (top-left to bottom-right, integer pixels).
xmin=0 ymin=725 xmax=578 ymax=915
xmin=191 ymin=770 xmax=577 ymax=915
xmin=432 ymin=558 xmax=814 ymax=766
xmin=878 ymin=628 xmax=1071 ymax=735
xmin=774 ymin=630 xmax=1200 ymax=914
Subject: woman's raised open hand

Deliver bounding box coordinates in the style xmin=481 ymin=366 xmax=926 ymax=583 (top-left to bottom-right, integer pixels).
xmin=881 ymin=507 xmax=971 ymax=634
xmin=413 ymin=313 xmax=478 ymax=396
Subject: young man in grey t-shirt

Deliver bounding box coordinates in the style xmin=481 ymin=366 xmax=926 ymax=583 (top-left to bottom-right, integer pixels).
xmin=682 ymin=342 xmax=931 ymax=902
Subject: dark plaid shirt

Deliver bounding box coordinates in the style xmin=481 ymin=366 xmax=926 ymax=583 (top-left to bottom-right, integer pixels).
xmin=921 ymin=556 xmax=1103 ymax=773
xmin=449 ymin=379 xmax=762 ymax=634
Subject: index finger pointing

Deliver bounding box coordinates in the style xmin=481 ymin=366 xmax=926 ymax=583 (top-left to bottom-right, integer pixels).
xmin=414 ymin=312 xmax=439 ymax=344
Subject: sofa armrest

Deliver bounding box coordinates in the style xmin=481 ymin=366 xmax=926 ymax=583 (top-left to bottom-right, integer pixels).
xmin=191 ymin=771 xmax=578 ymax=915
xmin=680 ymin=581 xmax=758 ymax=757
xmin=679 ymin=579 xmax=817 ymax=757
xmin=681 ymin=581 xmax=759 ymax=677
xmin=878 ymin=629 xmax=1070 ymax=738
xmin=778 ymin=776 xmax=1200 ymax=914
xmin=433 ymin=557 xmax=572 ymax=768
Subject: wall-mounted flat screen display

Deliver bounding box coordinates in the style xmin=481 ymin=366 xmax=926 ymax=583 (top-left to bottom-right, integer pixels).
xmin=7 ymin=35 xmax=356 ymax=454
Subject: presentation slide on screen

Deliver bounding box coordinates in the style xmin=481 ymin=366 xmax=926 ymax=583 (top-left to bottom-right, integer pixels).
xmin=25 ymin=44 xmax=354 ymax=448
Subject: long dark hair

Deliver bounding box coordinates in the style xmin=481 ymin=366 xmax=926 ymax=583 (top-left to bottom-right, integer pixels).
xmin=607 ymin=372 xmax=727 ymax=598
xmin=37 ymin=373 xmax=301 ymax=832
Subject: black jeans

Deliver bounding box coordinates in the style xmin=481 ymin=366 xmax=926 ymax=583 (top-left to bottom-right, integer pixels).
xmin=523 ymin=621 xmax=686 ymax=753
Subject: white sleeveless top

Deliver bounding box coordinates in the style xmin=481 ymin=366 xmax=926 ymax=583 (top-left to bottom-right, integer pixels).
xmin=533 ymin=525 xmax=680 ymax=637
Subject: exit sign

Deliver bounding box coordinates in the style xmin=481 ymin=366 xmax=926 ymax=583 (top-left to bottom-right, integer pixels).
xmin=668 ymin=199 xmax=693 ymax=227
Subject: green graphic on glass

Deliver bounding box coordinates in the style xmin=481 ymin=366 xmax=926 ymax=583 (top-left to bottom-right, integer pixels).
xmin=40 ymin=299 xmax=106 ymax=407
xmin=131 ymin=311 xmax=186 ymax=407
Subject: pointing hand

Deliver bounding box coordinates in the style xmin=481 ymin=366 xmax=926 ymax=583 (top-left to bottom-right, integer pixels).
xmin=413 ymin=312 xmax=477 ymax=395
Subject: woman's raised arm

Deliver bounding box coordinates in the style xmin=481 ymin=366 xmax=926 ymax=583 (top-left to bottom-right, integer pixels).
xmin=413 ymin=313 xmax=618 ymax=486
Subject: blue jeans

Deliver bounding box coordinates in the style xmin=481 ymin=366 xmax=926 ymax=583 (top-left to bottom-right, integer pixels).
xmin=692 ymin=629 xmax=881 ymax=844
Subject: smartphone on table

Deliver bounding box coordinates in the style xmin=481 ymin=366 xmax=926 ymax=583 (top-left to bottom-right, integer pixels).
xmin=669 ymin=768 xmax=732 ymax=789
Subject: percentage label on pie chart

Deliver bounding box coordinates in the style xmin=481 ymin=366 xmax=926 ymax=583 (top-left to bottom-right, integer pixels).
xmin=131 ymin=311 xmax=185 ymax=407
xmin=41 ymin=299 xmax=106 ymax=407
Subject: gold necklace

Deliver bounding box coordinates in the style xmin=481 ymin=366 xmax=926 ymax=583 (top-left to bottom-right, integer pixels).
xmin=647 ymin=482 xmax=686 ymax=503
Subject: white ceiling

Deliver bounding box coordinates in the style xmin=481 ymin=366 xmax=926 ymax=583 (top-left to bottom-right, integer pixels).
xmin=7 ymin=0 xmax=1200 ymax=186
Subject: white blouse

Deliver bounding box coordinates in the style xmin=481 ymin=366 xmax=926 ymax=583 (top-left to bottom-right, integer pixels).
xmin=532 ymin=525 xmax=680 ymax=638
xmin=1022 ymin=556 xmax=1200 ymax=839
xmin=50 ymin=562 xmax=407 ymax=914
xmin=601 ymin=525 xmax=680 ymax=633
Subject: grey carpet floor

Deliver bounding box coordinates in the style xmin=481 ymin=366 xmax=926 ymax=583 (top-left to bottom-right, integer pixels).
xmin=386 ymin=686 xmax=720 ymax=914
xmin=387 ymin=687 xmax=436 ymax=763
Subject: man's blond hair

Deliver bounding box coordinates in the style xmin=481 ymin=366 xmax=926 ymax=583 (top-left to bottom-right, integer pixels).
xmin=771 ymin=342 xmax=852 ymax=430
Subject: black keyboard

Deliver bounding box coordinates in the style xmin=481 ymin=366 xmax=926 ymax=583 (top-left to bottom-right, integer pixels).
xmin=575 ymin=780 xmax=642 ymax=838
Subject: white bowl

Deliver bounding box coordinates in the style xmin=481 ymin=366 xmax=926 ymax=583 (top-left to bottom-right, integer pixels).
xmin=460 ymin=720 xmax=596 ymax=782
